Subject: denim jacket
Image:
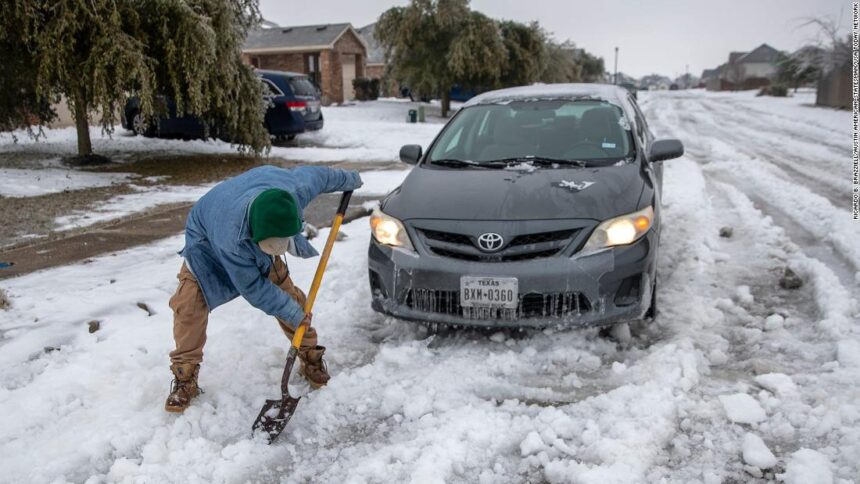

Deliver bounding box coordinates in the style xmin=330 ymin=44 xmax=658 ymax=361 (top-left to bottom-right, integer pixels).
xmin=180 ymin=165 xmax=362 ymax=327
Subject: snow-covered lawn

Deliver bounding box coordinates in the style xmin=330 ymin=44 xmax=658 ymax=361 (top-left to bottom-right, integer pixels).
xmin=53 ymin=183 xmax=217 ymax=231
xmin=0 ymin=167 xmax=132 ymax=198
xmin=0 ymin=100 xmax=444 ymax=165
xmin=0 ymin=89 xmax=857 ymax=483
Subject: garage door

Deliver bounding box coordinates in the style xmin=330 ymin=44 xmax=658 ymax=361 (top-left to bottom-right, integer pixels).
xmin=341 ymin=55 xmax=356 ymax=102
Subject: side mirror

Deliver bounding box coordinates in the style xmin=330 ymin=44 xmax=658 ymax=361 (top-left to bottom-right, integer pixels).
xmin=649 ymin=139 xmax=684 ymax=162
xmin=399 ymin=144 xmax=422 ymax=165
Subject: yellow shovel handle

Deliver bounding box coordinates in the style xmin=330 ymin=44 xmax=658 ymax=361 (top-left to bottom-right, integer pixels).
xmin=291 ymin=191 xmax=352 ymax=349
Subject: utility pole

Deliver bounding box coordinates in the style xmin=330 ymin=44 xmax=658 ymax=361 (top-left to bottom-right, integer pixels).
xmin=613 ymin=47 xmax=619 ymax=84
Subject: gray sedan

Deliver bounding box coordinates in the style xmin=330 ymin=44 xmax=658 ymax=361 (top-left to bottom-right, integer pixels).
xmin=367 ymin=84 xmax=683 ymax=329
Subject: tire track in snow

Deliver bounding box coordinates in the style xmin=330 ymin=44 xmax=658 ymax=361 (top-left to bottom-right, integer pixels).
xmin=642 ymin=94 xmax=850 ymax=209
xmin=641 ymin=92 xmax=860 ymax=287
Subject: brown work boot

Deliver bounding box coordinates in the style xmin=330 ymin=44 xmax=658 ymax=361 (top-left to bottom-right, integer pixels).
xmin=165 ymin=363 xmax=200 ymax=413
xmin=298 ymin=346 xmax=330 ymax=389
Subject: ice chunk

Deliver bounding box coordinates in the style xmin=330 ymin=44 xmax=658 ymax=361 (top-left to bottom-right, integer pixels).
xmin=504 ymin=162 xmax=537 ymax=173
xmin=719 ymin=393 xmax=766 ymax=424
xmin=754 ymin=373 xmax=797 ymax=396
xmin=734 ymin=285 xmax=754 ymax=305
xmin=708 ymin=348 xmax=728 ymax=365
xmin=777 ymin=448 xmax=832 ymax=484
xmin=836 ymin=339 xmax=860 ymax=367
xmin=742 ymin=433 xmax=777 ymax=469
xmin=764 ymin=314 xmax=784 ymax=330
xmin=520 ymin=431 xmax=544 ymax=456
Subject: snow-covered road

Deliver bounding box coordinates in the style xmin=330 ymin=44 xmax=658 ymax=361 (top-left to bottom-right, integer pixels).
xmin=0 ymin=90 xmax=857 ymax=483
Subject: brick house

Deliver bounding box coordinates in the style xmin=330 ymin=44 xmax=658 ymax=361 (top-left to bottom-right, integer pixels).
xmin=242 ymin=23 xmax=368 ymax=105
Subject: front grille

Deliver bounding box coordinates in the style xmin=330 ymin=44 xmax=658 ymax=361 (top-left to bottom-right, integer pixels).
xmin=406 ymin=288 xmax=590 ymax=320
xmin=509 ymin=229 xmax=576 ymax=247
xmin=421 ymin=229 xmax=472 ymax=246
xmin=431 ymin=247 xmax=561 ymax=262
xmin=418 ymin=227 xmax=579 ymax=262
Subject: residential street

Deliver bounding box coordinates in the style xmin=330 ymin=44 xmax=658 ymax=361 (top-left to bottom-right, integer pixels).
xmin=0 ymin=91 xmax=857 ymax=483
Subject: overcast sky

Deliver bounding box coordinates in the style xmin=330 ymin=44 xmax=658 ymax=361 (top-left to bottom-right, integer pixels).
xmin=258 ymin=0 xmax=850 ymax=78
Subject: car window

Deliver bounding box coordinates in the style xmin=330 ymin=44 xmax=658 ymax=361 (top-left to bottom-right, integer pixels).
xmin=288 ymin=77 xmax=317 ymax=97
xmin=428 ymin=99 xmax=635 ymax=165
xmin=261 ymin=79 xmax=282 ymax=96
xmin=628 ymin=96 xmax=649 ymax=142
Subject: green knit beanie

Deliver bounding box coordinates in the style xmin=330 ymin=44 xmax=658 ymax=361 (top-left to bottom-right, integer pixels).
xmin=249 ymin=189 xmax=302 ymax=243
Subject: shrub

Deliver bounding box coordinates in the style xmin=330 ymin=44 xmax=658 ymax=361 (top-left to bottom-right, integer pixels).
xmin=757 ymin=84 xmax=788 ymax=97
xmin=353 ymin=78 xmax=380 ymax=101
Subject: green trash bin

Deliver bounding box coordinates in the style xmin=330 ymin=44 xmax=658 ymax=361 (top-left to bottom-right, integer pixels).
xmin=407 ymin=109 xmax=417 ymax=123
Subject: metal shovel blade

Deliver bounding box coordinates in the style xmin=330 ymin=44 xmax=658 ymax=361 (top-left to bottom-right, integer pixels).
xmin=252 ymin=395 xmax=301 ymax=444
xmin=252 ymin=347 xmax=301 ymax=444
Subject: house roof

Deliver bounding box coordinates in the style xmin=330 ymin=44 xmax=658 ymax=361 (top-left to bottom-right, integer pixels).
xmin=735 ymin=44 xmax=781 ymax=64
xmin=728 ymin=52 xmax=747 ymax=64
xmin=244 ymin=23 xmax=364 ymax=53
xmin=357 ymin=23 xmax=385 ymax=65
xmin=700 ymin=68 xmax=719 ymax=79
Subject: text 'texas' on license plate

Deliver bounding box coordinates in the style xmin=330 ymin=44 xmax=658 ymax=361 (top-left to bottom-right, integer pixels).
xmin=460 ymin=276 xmax=518 ymax=309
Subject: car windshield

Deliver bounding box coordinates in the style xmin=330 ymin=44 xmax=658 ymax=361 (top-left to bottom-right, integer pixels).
xmin=427 ymin=99 xmax=635 ymax=167
xmin=288 ymin=77 xmax=317 ymax=97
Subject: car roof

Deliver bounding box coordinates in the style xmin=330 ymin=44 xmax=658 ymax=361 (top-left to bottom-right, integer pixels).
xmin=257 ymin=69 xmax=307 ymax=79
xmin=463 ymin=83 xmax=629 ymax=107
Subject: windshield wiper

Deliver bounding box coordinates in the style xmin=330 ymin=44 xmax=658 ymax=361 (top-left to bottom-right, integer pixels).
xmin=431 ymin=159 xmax=503 ymax=169
xmin=485 ymin=156 xmax=589 ymax=167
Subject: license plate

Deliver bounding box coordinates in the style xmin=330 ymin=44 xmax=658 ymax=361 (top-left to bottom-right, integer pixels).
xmin=308 ymin=101 xmax=320 ymax=113
xmin=460 ymin=276 xmax=518 ymax=309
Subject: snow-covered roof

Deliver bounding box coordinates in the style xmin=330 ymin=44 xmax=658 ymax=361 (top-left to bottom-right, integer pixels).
xmin=357 ymin=23 xmax=385 ymax=66
xmin=464 ymin=83 xmax=629 ymax=107
xmin=244 ymin=23 xmax=365 ymax=53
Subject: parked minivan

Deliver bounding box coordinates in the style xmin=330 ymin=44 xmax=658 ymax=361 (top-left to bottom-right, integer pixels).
xmin=121 ymin=70 xmax=323 ymax=140
xmin=368 ymin=84 xmax=684 ymax=330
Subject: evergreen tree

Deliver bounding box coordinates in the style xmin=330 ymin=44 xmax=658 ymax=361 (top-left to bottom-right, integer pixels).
xmin=0 ymin=0 xmax=269 ymax=160
xmin=540 ymin=41 xmax=583 ymax=84
xmin=376 ymin=0 xmax=505 ymax=117
xmin=498 ymin=21 xmax=547 ymax=88
xmin=0 ymin=10 xmax=57 ymax=132
xmin=576 ymin=50 xmax=606 ymax=83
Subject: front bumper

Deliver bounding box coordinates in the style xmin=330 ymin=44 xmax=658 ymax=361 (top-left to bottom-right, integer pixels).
xmin=368 ymin=230 xmax=657 ymax=329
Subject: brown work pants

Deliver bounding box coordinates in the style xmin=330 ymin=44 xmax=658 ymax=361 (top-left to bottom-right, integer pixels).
xmin=168 ymin=257 xmax=316 ymax=365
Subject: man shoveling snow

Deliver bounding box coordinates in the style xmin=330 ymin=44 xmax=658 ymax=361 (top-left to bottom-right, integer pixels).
xmin=165 ymin=165 xmax=362 ymax=413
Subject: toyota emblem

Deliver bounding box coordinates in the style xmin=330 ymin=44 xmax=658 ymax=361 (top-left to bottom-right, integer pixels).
xmin=477 ymin=232 xmax=504 ymax=252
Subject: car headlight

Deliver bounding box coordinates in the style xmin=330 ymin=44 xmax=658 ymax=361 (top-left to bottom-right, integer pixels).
xmin=581 ymin=206 xmax=654 ymax=253
xmin=370 ymin=207 xmax=414 ymax=250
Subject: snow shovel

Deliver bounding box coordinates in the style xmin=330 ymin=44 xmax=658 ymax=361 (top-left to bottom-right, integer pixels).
xmin=252 ymin=190 xmax=353 ymax=444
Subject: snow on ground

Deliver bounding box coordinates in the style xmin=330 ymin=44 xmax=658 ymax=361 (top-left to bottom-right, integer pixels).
xmin=354 ymin=169 xmax=411 ymax=196
xmin=272 ymin=102 xmax=444 ymax=162
xmin=0 ymin=100 xmax=444 ymax=164
xmin=53 ymin=183 xmax=217 ymax=231
xmin=0 ymin=167 xmax=131 ymax=198
xmin=0 ymin=89 xmax=858 ymax=483
xmin=51 ymin=167 xmax=409 ymax=232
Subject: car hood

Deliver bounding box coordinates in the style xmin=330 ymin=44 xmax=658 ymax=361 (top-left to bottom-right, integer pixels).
xmin=382 ymin=162 xmax=646 ymax=222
